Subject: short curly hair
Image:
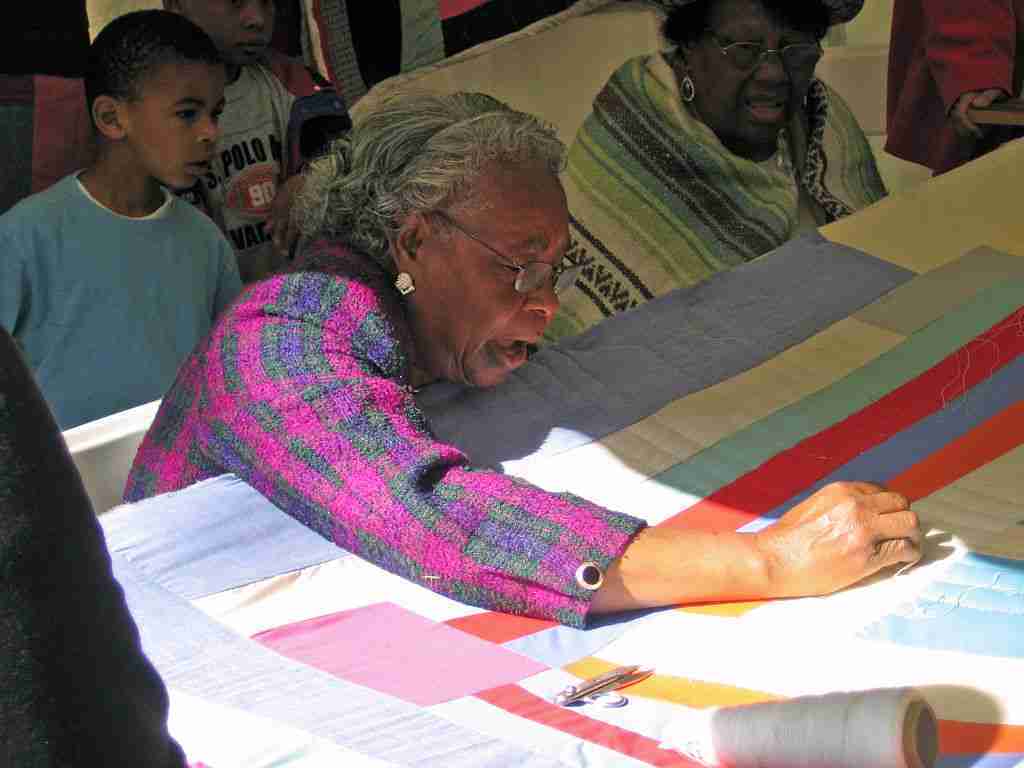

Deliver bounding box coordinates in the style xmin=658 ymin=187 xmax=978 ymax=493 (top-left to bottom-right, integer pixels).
xmin=85 ymin=10 xmax=222 ymax=120
xmin=294 ymin=90 xmax=566 ymax=269
xmin=663 ymin=0 xmax=831 ymax=47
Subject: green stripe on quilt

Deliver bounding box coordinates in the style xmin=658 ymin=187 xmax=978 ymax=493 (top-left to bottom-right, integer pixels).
xmin=654 ymin=277 xmax=1024 ymax=497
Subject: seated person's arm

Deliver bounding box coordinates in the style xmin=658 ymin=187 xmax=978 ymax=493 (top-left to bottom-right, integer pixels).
xmin=0 ymin=328 xmax=184 ymax=766
xmin=592 ymin=482 xmax=919 ymax=614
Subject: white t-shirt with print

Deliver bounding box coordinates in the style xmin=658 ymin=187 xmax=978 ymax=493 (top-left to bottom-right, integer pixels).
xmin=194 ymin=63 xmax=296 ymax=282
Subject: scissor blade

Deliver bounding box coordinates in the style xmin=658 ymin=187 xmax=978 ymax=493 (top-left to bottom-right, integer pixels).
xmin=574 ymin=665 xmax=639 ymax=696
xmin=554 ymin=665 xmax=639 ymax=705
xmin=611 ymin=668 xmax=654 ymax=691
xmin=583 ymin=668 xmax=653 ymax=698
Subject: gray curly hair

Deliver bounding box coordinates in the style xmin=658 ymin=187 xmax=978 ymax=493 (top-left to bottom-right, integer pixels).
xmin=293 ymin=91 xmax=567 ymax=269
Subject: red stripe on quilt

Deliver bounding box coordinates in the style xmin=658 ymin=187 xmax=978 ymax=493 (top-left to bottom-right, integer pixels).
xmin=940 ymin=720 xmax=1024 ymax=753
xmin=476 ymin=684 xmax=699 ymax=766
xmin=887 ymin=400 xmax=1024 ymax=502
xmin=446 ymin=612 xmax=555 ymax=643
xmin=660 ymin=307 xmax=1024 ymax=532
xmin=439 ymin=0 xmax=490 ymax=20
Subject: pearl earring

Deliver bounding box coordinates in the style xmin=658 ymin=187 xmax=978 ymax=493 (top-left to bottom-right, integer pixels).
xmin=394 ymin=272 xmax=415 ymax=296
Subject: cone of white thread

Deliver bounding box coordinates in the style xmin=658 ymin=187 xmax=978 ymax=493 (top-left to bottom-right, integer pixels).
xmin=661 ymin=688 xmax=939 ymax=768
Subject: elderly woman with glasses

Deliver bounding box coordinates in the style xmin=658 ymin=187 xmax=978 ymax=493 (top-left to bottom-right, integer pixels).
xmin=545 ymin=0 xmax=888 ymax=340
xmin=124 ymin=92 xmax=919 ymax=628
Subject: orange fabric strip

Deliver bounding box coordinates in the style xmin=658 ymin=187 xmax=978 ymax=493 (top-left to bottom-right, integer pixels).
xmin=888 ymin=400 xmax=1024 ymax=502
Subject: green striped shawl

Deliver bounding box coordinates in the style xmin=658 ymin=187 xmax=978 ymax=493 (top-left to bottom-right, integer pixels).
xmin=546 ymin=53 xmax=886 ymax=341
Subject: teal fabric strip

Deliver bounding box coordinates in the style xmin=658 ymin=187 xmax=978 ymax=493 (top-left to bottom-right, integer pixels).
xmin=654 ymin=277 xmax=1024 ymax=498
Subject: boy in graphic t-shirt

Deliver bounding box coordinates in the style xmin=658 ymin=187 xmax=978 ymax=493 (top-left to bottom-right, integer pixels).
xmin=164 ymin=0 xmax=350 ymax=282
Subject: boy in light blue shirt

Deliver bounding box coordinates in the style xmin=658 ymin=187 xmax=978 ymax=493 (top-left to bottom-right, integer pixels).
xmin=0 ymin=10 xmax=242 ymax=430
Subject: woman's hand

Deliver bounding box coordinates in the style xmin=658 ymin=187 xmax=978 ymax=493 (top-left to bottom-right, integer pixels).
xmin=590 ymin=481 xmax=922 ymax=616
xmin=949 ymin=88 xmax=1008 ymax=138
xmin=754 ymin=481 xmax=922 ymax=598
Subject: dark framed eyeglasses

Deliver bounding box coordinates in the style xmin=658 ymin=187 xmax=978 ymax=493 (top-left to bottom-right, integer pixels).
xmin=432 ymin=209 xmax=581 ymax=295
xmin=704 ymin=30 xmax=822 ymax=73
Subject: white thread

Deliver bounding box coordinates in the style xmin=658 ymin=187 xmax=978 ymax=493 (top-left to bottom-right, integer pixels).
xmin=893 ymin=559 xmax=918 ymax=577
xmin=660 ymin=688 xmax=938 ymax=768
xmin=937 ymin=308 xmax=1023 ymax=413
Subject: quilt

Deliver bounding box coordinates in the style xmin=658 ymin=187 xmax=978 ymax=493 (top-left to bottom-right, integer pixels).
xmin=102 ymin=236 xmax=1024 ymax=767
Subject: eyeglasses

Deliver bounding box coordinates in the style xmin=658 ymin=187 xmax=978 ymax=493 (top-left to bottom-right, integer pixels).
xmin=432 ymin=209 xmax=581 ymax=295
xmin=704 ymin=30 xmax=822 ymax=73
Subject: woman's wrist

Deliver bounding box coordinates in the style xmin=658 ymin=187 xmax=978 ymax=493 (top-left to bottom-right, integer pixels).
xmin=589 ymin=527 xmax=775 ymax=614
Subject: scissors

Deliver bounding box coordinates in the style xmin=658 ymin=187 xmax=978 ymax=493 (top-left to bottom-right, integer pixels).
xmin=553 ymin=665 xmax=654 ymax=707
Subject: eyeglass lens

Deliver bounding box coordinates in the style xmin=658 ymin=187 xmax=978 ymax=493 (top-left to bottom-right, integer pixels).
xmin=725 ymin=42 xmax=820 ymax=71
xmin=434 ymin=209 xmax=581 ymax=295
xmin=515 ymin=261 xmax=583 ymax=295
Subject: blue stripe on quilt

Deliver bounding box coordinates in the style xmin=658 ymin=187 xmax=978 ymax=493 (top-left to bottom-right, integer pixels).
xmin=860 ymin=553 xmax=1024 ymax=658
xmin=102 ymin=474 xmax=346 ymax=599
xmin=735 ymin=348 xmax=1024 ymax=532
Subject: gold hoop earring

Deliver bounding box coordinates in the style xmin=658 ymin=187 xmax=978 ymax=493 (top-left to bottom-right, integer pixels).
xmin=394 ymin=272 xmax=415 ymax=296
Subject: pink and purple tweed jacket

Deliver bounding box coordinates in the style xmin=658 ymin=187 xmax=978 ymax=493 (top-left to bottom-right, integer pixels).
xmin=124 ymin=242 xmax=645 ymax=627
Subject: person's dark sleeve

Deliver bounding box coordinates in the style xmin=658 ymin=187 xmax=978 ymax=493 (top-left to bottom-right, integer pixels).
xmin=0 ymin=328 xmax=185 ymax=767
xmin=922 ymin=0 xmax=1016 ymax=111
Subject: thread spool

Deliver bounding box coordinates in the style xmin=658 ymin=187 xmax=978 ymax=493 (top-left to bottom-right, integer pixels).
xmin=662 ymin=688 xmax=939 ymax=768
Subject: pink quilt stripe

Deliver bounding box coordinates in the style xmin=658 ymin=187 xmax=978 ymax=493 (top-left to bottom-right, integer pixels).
xmin=253 ymin=602 xmax=547 ymax=705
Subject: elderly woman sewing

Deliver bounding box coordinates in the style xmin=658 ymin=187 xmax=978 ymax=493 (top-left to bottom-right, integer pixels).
xmin=124 ymin=92 xmax=919 ymax=627
xmin=545 ymin=0 xmax=887 ymax=340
